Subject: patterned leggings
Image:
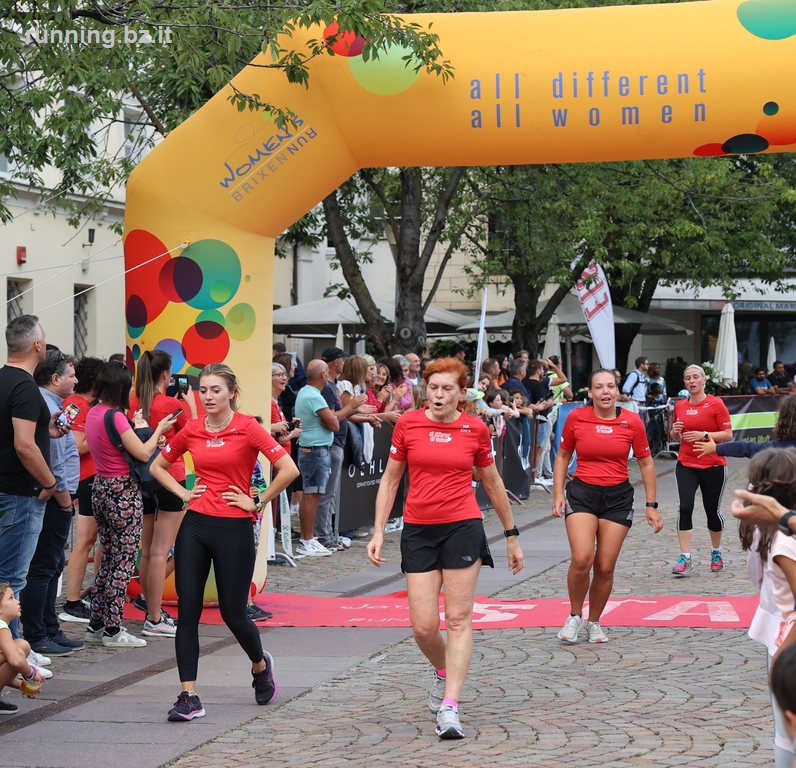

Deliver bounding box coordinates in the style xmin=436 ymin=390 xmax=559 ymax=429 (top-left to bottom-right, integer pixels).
xmin=90 ymin=474 xmax=143 ymax=629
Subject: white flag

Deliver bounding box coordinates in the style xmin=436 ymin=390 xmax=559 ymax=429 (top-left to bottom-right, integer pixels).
xmin=575 ymin=261 xmax=615 ymax=369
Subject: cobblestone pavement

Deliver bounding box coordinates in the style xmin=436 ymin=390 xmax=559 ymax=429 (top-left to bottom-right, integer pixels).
xmin=163 ymin=459 xmax=777 ymax=768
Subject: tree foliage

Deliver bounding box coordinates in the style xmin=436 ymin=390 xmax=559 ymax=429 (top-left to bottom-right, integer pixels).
xmin=0 ymin=0 xmax=452 ymax=225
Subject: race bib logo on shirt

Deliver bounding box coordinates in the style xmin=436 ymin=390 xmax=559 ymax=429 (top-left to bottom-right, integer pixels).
xmin=460 ymin=423 xmax=471 ymax=433
xmin=390 ymin=445 xmax=397 ymax=454
xmin=429 ymin=431 xmax=453 ymax=443
xmin=206 ymin=438 xmax=225 ymax=448
xmin=686 ymin=408 xmax=699 ymax=416
xmin=595 ymin=425 xmax=614 ymax=435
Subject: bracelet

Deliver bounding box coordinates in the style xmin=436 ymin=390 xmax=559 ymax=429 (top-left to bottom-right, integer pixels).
xmin=43 ymin=482 xmax=57 ymax=490
xmin=24 ymin=665 xmax=36 ymax=681
xmin=182 ymin=490 xmax=190 ymax=507
xmin=60 ymin=505 xmax=74 ymax=512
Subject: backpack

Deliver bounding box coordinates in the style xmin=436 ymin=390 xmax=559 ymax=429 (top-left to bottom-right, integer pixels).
xmin=103 ymin=409 xmax=162 ymax=493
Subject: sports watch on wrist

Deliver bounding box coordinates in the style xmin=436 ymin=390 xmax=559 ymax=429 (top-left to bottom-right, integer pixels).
xmin=778 ymin=510 xmax=796 ymax=538
xmin=703 ymin=431 xmax=710 ymax=441
xmin=646 ymin=502 xmax=658 ymax=509
xmin=503 ymin=527 xmax=520 ymax=538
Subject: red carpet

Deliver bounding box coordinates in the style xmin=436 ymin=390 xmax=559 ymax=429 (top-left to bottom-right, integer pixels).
xmin=124 ymin=592 xmax=759 ymax=629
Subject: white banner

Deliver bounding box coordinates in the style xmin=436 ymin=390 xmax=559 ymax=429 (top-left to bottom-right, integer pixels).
xmin=575 ymin=261 xmax=615 ymax=369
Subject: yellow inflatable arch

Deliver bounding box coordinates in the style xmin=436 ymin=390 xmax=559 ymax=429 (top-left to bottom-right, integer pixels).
xmin=124 ymin=0 xmax=796 ymax=412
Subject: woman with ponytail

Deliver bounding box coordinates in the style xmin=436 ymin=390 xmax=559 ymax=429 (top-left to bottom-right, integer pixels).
xmin=130 ymin=350 xmax=198 ymax=637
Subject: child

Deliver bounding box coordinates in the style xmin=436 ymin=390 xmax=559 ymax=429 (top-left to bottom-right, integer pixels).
xmin=646 ymin=382 xmax=664 ymax=407
xmin=771 ymin=644 xmax=796 ymax=767
xmin=0 ymin=581 xmax=46 ymax=714
xmin=740 ymin=450 xmax=796 ymax=768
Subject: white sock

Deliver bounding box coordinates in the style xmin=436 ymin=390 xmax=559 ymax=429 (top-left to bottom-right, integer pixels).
xmin=682 ymin=552 xmax=691 ymax=559
xmin=712 ymin=547 xmax=721 ymax=554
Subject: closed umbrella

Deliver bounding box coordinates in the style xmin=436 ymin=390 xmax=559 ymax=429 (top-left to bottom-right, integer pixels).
xmin=714 ymin=302 xmax=738 ymax=388
xmin=335 ymin=323 xmax=345 ymax=350
xmin=767 ymin=336 xmax=777 ymax=374
xmin=542 ymin=315 xmax=561 ymax=360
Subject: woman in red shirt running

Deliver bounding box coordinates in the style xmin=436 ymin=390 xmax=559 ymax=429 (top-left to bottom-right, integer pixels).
xmin=130 ymin=350 xmax=199 ymax=638
xmin=368 ymin=358 xmax=523 ymax=741
xmin=150 ymin=363 xmax=298 ymax=723
xmin=670 ymin=364 xmax=733 ymax=575
xmin=553 ymin=369 xmax=662 ymax=644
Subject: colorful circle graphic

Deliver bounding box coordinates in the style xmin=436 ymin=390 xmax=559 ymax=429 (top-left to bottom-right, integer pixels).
xmin=182 ymin=323 xmax=230 ymax=369
xmin=323 ymin=23 xmax=367 ymax=57
xmin=226 ymin=303 xmax=257 ymax=342
xmin=155 ymin=338 xmax=187 ymax=374
xmin=737 ymin=0 xmax=796 ymax=39
xmin=349 ymin=44 xmax=421 ymax=96
xmin=179 ymin=240 xmax=242 ymax=311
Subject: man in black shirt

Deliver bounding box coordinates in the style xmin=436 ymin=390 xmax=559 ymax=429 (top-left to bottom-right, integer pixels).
xmin=768 ymin=360 xmax=794 ymax=395
xmin=0 ymin=315 xmax=61 ymax=642
xmin=524 ymin=360 xmax=555 ymax=486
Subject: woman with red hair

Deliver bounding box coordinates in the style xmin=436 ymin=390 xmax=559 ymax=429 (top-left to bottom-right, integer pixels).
xmin=368 ymin=357 xmax=523 ymax=740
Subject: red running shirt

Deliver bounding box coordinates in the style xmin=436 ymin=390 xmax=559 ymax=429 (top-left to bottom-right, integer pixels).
xmin=161 ymin=412 xmax=287 ymax=519
xmin=560 ymin=407 xmax=650 ymax=485
xmin=389 ymin=409 xmax=494 ymax=525
xmin=673 ymin=394 xmax=732 ymax=468
xmin=129 ymin=393 xmax=191 ymax=481
xmin=62 ymin=394 xmax=95 ymax=481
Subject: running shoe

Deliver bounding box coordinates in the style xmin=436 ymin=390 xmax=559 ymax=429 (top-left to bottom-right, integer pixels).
xmin=84 ymin=625 xmax=105 ymax=644
xmin=295 ymin=539 xmax=333 ymax=557
xmin=21 ymin=657 xmax=53 ymax=679
xmin=435 ymin=705 xmax=464 ymax=739
xmin=557 ymin=614 xmax=584 ymax=642
xmin=59 ymin=601 xmax=91 ymax=623
xmin=710 ymin=551 xmax=725 ymax=572
xmin=27 ymin=650 xmax=51 ymax=667
xmin=586 ymin=621 xmax=609 ymax=644
xmin=101 ymin=628 xmax=147 ymax=647
xmin=142 ymin=615 xmax=177 ymax=637
xmin=252 ymin=651 xmax=278 ymax=705
xmin=167 ymin=691 xmax=206 ymax=722
xmin=247 ymin=604 xmax=273 ymax=622
xmin=428 ymin=672 xmax=445 ymax=714
xmin=50 ymin=631 xmax=84 ymax=650
xmin=0 ymin=695 xmax=19 ymax=715
xmin=133 ymin=593 xmax=148 ymax=613
xmin=671 ymin=554 xmax=693 ymax=576
xmin=337 ymin=535 xmax=352 ymax=549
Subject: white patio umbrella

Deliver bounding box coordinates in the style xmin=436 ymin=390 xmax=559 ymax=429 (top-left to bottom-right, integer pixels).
xmin=713 ymin=302 xmax=738 ymax=388
xmin=335 ymin=323 xmax=345 ymax=350
xmin=542 ymin=315 xmax=561 ymax=360
xmin=767 ymin=336 xmax=777 ymax=374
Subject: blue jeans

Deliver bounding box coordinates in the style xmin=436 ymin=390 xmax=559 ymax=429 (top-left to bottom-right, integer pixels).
xmin=297 ymin=446 xmax=332 ymax=494
xmin=314 ymin=444 xmax=344 ymax=543
xmin=0 ymin=492 xmax=46 ymax=638
xmin=20 ymin=499 xmax=72 ymax=644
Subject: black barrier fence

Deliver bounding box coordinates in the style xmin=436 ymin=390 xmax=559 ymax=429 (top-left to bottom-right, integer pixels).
xmin=720 ymin=395 xmax=780 ymax=444
xmin=335 ymin=415 xmax=537 ymax=528
xmin=338 ymin=424 xmax=405 ymax=531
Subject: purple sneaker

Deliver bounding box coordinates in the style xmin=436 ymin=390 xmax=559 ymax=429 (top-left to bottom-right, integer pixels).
xmin=167 ymin=691 xmax=205 ymax=722
xmin=252 ymin=651 xmax=278 ymax=705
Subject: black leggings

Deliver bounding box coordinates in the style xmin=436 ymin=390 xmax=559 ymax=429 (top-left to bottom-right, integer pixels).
xmin=174 ymin=511 xmax=262 ymax=681
xmin=675 ymin=462 xmax=727 ymax=533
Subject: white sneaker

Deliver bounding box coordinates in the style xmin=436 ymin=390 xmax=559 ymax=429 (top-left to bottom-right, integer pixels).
xmin=536 ymin=477 xmax=554 ymax=487
xmin=557 ymin=614 xmax=584 ymax=642
xmin=101 ymin=628 xmax=147 ymax=647
xmin=295 ymin=539 xmax=333 ymax=557
xmin=289 ymin=504 xmax=299 ymax=517
xmin=27 ymin=650 xmax=51 ymax=667
xmin=337 ymin=536 xmax=351 ymax=548
xmin=586 ymin=621 xmax=609 ymax=643
xmin=384 ymin=517 xmax=404 ymax=533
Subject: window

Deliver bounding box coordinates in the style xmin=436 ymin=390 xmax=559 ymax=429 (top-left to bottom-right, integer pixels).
xmin=0 ymin=154 xmax=8 ymax=174
xmin=74 ymin=289 xmax=89 ymax=358
xmin=6 ymin=279 xmax=25 ymax=325
xmin=123 ymin=110 xmax=148 ymax=164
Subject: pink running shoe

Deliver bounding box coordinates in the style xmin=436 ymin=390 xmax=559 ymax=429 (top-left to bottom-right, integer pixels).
xmin=710 ymin=551 xmax=724 ymax=572
xmin=671 ymin=554 xmax=693 ymax=576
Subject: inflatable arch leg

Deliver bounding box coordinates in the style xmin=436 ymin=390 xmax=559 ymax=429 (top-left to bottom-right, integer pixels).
xmin=123 ymin=0 xmax=796 ymax=600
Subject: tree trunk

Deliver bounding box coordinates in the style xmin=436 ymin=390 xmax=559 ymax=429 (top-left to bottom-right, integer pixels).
xmin=322 ymin=190 xmax=393 ymax=356
xmin=511 ymin=276 xmax=543 ymax=355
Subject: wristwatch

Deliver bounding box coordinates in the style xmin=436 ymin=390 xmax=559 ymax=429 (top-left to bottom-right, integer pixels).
xmin=778 ymin=510 xmax=796 ymax=537
xmin=646 ymin=502 xmax=658 ymax=509
xmin=703 ymin=431 xmax=710 ymax=441
xmin=504 ymin=527 xmax=520 ymax=538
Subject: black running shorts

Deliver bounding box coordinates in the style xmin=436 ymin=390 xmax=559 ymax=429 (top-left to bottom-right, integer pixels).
xmin=143 ymin=480 xmax=187 ymax=515
xmin=400 ymin=518 xmax=494 ymax=573
xmin=565 ymin=476 xmax=634 ymax=528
